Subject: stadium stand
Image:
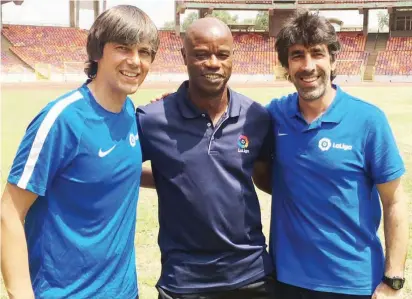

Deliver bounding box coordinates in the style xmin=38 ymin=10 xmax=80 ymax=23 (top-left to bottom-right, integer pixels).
xmin=2 ymin=25 xmax=88 ymax=77
xmin=152 ymin=49 xmax=186 ymax=73
xmin=1 ymin=24 xmax=410 ymax=80
xmin=385 ymin=36 xmax=412 ymax=51
xmin=9 ymin=45 xmax=86 ymax=73
xmin=2 ymin=25 xmax=87 ymax=47
xmin=335 ymin=51 xmax=369 ymax=75
xmin=232 ymin=33 xmax=277 ymax=74
xmin=233 ymin=32 xmax=275 ymax=51
xmin=151 ymin=31 xmax=186 ymax=73
xmin=333 ymin=32 xmax=368 ymax=76
xmin=375 ymin=50 xmax=412 ymax=75
xmin=374 ymin=36 xmax=412 ymax=76
xmin=337 ymin=32 xmax=366 ymax=52
xmin=1 ymin=50 xmax=30 ymax=73
xmin=182 ymin=0 xmax=272 ymax=3
xmin=297 ymin=0 xmax=400 ymax=3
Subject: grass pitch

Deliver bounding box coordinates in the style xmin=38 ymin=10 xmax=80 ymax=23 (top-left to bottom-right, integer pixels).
xmin=1 ymin=84 xmax=411 ymax=299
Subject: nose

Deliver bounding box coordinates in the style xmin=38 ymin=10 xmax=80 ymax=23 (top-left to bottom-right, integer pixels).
xmin=302 ymin=54 xmax=315 ymax=72
xmin=127 ymin=51 xmax=141 ymax=66
xmin=205 ymin=54 xmax=220 ymax=69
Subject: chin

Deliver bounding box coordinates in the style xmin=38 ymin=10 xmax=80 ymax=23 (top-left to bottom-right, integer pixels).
xmin=127 ymin=87 xmax=140 ymax=95
xmin=121 ymin=84 xmax=140 ymax=95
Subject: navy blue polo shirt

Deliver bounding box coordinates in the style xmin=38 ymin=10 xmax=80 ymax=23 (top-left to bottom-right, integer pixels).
xmin=267 ymin=85 xmax=405 ymax=295
xmin=136 ymin=81 xmax=274 ymax=293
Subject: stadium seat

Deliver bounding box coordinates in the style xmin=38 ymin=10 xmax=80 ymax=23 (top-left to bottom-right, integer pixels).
xmin=2 ymin=25 xmax=410 ymax=77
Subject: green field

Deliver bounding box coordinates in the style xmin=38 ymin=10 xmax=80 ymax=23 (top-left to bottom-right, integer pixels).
xmin=1 ymin=84 xmax=411 ymax=299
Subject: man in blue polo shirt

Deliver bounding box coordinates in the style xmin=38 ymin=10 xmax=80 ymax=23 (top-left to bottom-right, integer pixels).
xmin=1 ymin=6 xmax=158 ymax=299
xmin=137 ymin=18 xmax=276 ymax=299
xmin=265 ymin=10 xmax=408 ymax=298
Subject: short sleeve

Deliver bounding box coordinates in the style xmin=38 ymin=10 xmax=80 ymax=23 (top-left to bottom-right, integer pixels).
xmin=136 ymin=107 xmax=151 ymax=162
xmin=8 ymin=105 xmax=79 ymax=196
xmin=365 ymin=109 xmax=405 ymax=184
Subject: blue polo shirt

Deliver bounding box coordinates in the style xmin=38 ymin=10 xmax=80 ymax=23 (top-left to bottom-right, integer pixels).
xmin=136 ymin=81 xmax=274 ymax=294
xmin=267 ymin=85 xmax=405 ymax=295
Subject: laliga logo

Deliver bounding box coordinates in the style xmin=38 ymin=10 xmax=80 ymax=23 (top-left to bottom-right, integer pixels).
xmin=129 ymin=133 xmax=139 ymax=147
xmin=318 ymin=138 xmax=332 ymax=152
xmin=238 ymin=135 xmax=250 ymax=153
xmin=318 ymin=137 xmax=353 ymax=152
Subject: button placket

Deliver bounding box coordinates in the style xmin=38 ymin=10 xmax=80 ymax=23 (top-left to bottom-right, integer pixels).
xmin=208 ymin=114 xmax=229 ymax=155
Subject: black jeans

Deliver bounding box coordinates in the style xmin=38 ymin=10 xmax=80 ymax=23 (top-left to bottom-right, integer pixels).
xmin=276 ymin=281 xmax=371 ymax=299
xmin=157 ymin=274 xmax=278 ymax=299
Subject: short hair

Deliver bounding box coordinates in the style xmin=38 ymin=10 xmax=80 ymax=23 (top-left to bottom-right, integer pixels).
xmin=84 ymin=5 xmax=160 ymax=79
xmin=275 ymin=10 xmax=341 ymax=80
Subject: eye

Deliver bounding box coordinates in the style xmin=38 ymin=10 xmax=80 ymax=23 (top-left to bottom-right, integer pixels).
xmin=117 ymin=45 xmax=129 ymax=51
xmin=139 ymin=49 xmax=151 ymax=57
xmin=195 ymin=53 xmax=208 ymax=59
xmin=218 ymin=53 xmax=230 ymax=59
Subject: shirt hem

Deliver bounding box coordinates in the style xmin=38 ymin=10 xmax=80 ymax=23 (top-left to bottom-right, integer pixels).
xmin=277 ymin=276 xmax=374 ymax=296
xmin=7 ymin=175 xmax=46 ymax=196
xmin=374 ymin=167 xmax=405 ymax=185
xmin=157 ymin=270 xmax=270 ymax=294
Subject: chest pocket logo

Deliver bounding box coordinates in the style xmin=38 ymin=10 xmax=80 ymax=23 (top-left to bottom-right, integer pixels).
xmin=318 ymin=137 xmax=353 ymax=152
xmin=238 ymin=135 xmax=250 ymax=154
xmin=318 ymin=138 xmax=332 ymax=152
xmin=129 ymin=133 xmax=139 ymax=147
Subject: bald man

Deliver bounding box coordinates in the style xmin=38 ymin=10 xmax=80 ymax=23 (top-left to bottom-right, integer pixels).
xmin=136 ymin=18 xmax=277 ymax=299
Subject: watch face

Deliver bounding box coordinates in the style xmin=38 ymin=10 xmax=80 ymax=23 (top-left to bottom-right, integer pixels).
xmin=393 ymin=280 xmax=404 ymax=290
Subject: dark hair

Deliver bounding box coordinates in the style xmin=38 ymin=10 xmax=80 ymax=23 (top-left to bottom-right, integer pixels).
xmin=85 ymin=5 xmax=160 ymax=79
xmin=275 ymin=10 xmax=341 ymax=80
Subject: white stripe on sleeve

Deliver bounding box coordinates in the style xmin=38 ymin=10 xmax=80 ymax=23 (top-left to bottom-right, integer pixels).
xmin=17 ymin=91 xmax=83 ymax=189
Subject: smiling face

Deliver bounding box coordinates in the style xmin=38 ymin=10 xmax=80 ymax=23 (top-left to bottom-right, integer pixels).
xmin=182 ymin=20 xmax=233 ymax=98
xmin=286 ymin=43 xmax=336 ymax=102
xmin=95 ymin=42 xmax=153 ymax=97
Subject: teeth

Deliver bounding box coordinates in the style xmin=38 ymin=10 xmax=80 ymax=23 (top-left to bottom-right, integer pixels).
xmin=120 ymin=71 xmax=138 ymax=77
xmin=302 ymin=77 xmax=317 ymax=83
xmin=204 ymin=74 xmax=221 ymax=79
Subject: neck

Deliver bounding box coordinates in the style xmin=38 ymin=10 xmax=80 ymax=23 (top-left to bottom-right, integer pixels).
xmin=188 ymin=85 xmax=229 ymax=123
xmin=87 ymin=78 xmax=126 ymax=113
xmin=299 ymin=85 xmax=336 ymax=124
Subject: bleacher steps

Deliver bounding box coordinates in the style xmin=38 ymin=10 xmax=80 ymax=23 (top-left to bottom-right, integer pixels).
xmin=363 ymin=33 xmax=389 ymax=81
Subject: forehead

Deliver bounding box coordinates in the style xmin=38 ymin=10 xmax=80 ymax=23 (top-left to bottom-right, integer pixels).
xmin=107 ymin=41 xmax=152 ymax=49
xmin=288 ymin=43 xmax=328 ymax=54
xmin=188 ymin=28 xmax=232 ymax=49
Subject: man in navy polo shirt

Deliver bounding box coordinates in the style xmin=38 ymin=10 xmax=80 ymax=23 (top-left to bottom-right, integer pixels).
xmin=137 ymin=18 xmax=276 ymax=299
xmin=265 ymin=11 xmax=409 ymax=298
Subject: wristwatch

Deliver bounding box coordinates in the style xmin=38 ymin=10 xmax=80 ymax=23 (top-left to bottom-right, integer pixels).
xmin=382 ymin=275 xmax=405 ymax=290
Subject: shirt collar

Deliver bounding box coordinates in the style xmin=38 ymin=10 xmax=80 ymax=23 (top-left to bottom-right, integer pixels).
xmin=176 ymin=80 xmax=241 ymax=119
xmin=320 ymin=85 xmax=345 ymax=123
xmin=286 ymin=84 xmax=345 ymax=123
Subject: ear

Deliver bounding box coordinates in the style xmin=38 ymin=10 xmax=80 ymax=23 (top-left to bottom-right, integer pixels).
xmin=180 ymin=47 xmax=187 ymax=66
xmin=331 ymin=59 xmax=337 ymax=72
xmin=285 ymin=68 xmax=292 ymax=82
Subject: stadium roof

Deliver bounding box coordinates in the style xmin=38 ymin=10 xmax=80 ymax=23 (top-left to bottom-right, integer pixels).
xmin=178 ymin=0 xmax=412 ymax=10
xmin=1 ymin=0 xmax=24 ymax=5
